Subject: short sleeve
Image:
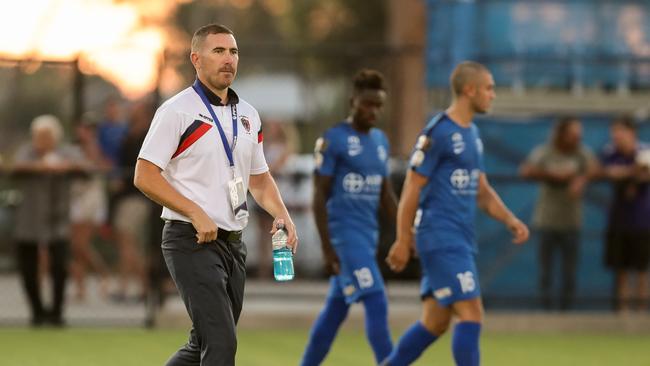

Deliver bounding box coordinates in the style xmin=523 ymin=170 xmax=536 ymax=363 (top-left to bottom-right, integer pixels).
xmin=138 ymin=105 xmax=182 ymax=170
xmin=250 ymin=112 xmax=269 ymax=174
xmin=526 ymin=145 xmax=548 ymax=167
xmin=410 ymin=130 xmax=446 ymax=178
xmin=314 ymin=129 xmax=337 ymax=176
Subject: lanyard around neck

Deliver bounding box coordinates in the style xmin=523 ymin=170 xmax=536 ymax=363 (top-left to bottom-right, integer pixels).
xmin=192 ymin=79 xmax=238 ymax=168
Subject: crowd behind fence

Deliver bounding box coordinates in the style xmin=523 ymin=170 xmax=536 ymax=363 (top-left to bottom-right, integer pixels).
xmin=0 ymin=113 xmax=648 ymax=326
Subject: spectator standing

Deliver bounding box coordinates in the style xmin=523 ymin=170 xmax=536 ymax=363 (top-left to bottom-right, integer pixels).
xmin=520 ymin=116 xmax=596 ymax=311
xmin=112 ymin=101 xmax=155 ymax=302
xmin=11 ymin=115 xmax=85 ymax=326
xmin=97 ymin=97 xmax=128 ymax=171
xmin=69 ymin=114 xmax=111 ymax=301
xmin=599 ymin=116 xmax=650 ymax=312
xmin=97 ymin=97 xmax=128 ymax=229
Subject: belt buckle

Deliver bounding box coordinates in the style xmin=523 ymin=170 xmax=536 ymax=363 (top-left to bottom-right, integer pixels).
xmin=218 ymin=228 xmax=241 ymax=242
xmin=230 ymin=230 xmax=242 ymax=241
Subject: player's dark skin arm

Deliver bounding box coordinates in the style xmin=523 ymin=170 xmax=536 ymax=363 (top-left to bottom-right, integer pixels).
xmin=379 ymin=179 xmax=398 ymax=223
xmin=313 ymin=173 xmax=339 ymax=275
xmin=477 ymin=173 xmax=529 ymax=244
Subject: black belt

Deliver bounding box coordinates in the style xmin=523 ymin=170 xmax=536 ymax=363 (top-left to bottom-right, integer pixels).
xmin=217 ymin=228 xmax=242 ymax=242
xmin=165 ymin=220 xmax=242 ymax=242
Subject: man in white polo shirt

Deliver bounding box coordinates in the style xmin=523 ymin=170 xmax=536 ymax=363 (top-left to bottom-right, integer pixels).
xmin=134 ymin=23 xmax=298 ymax=366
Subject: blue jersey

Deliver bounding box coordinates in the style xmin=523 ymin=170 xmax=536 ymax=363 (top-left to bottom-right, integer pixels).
xmin=409 ymin=113 xmax=485 ymax=253
xmin=315 ymin=121 xmax=390 ymax=238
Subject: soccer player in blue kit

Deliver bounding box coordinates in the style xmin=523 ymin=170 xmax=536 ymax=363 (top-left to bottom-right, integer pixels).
xmin=383 ymin=62 xmax=530 ymax=366
xmin=300 ymin=70 xmax=398 ymax=365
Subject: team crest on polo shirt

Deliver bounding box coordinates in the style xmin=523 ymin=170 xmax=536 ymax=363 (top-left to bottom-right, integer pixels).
xmin=240 ymin=116 xmax=251 ymax=134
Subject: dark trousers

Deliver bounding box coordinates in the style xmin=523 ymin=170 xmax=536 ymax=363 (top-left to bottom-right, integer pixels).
xmin=538 ymin=229 xmax=579 ymax=310
xmin=16 ymin=241 xmax=68 ymax=325
xmin=162 ymin=221 xmax=247 ymax=366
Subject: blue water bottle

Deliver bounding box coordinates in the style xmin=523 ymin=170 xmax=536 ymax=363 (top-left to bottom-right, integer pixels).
xmin=272 ymin=224 xmax=294 ymax=281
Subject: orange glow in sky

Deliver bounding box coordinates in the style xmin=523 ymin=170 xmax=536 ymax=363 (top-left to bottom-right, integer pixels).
xmin=0 ymin=0 xmax=174 ymax=98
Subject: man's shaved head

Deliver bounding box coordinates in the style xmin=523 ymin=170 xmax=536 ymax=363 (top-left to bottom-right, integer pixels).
xmin=191 ymin=23 xmax=234 ymax=53
xmin=450 ymin=61 xmax=490 ymax=97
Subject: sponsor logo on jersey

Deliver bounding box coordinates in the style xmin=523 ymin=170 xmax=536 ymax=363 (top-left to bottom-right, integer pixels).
xmin=452 ymin=132 xmax=465 ymax=154
xmin=470 ymin=169 xmax=480 ymax=188
xmin=450 ymin=169 xmax=471 ymax=189
xmin=450 ymin=168 xmax=480 ymax=194
xmin=342 ymin=173 xmax=382 ymax=194
xmin=348 ymin=136 xmax=362 ymax=156
xmin=343 ymin=173 xmax=365 ymax=193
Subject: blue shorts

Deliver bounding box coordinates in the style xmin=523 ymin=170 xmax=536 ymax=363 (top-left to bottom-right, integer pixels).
xmin=419 ymin=248 xmax=481 ymax=306
xmin=327 ymin=230 xmax=385 ymax=304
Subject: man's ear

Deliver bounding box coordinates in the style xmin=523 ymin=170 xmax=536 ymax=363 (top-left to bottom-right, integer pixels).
xmin=190 ymin=52 xmax=200 ymax=70
xmin=463 ymin=83 xmax=476 ymax=98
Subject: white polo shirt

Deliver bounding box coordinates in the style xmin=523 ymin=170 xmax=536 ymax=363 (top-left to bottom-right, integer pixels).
xmin=138 ymin=82 xmax=268 ymax=231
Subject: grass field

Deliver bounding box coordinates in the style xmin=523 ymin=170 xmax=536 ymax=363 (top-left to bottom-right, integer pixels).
xmin=2 ymin=328 xmax=650 ymax=366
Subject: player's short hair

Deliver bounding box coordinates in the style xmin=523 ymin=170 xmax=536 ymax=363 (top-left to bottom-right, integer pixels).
xmin=352 ymin=69 xmax=386 ymax=94
xmin=450 ymin=61 xmax=490 ymax=97
xmin=191 ymin=23 xmax=234 ymax=53
xmin=612 ymin=114 xmax=637 ymax=133
xmin=31 ymin=114 xmax=63 ymax=143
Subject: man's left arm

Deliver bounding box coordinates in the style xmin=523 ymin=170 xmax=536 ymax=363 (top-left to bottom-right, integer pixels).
xmin=477 ymin=173 xmax=529 ymax=244
xmin=249 ymin=171 xmax=298 ymax=252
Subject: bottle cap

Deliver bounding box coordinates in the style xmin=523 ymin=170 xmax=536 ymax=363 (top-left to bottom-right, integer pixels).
xmin=272 ymin=223 xmax=288 ymax=249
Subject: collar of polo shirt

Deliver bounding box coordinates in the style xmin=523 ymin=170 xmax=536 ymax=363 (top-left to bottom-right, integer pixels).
xmin=197 ymin=79 xmax=240 ymax=106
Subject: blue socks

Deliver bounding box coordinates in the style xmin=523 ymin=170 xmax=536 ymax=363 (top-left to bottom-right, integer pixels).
xmin=300 ymin=295 xmax=350 ymax=366
xmin=385 ymin=321 xmax=481 ymax=366
xmin=301 ymin=292 xmax=393 ymax=366
xmin=384 ymin=321 xmax=438 ymax=366
xmin=302 ymin=296 xmax=481 ymax=366
xmin=361 ymin=292 xmax=393 ymax=363
xmin=452 ymin=321 xmax=481 ymax=366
